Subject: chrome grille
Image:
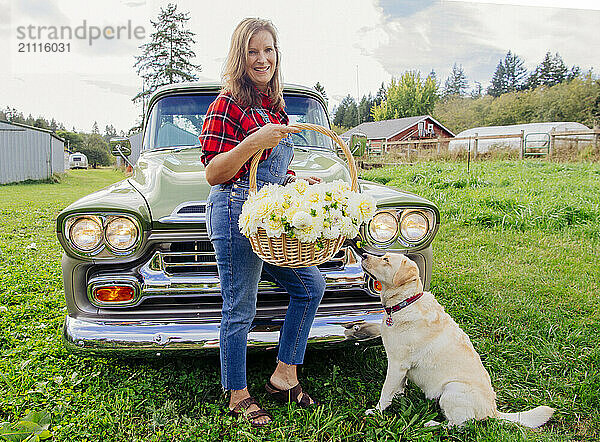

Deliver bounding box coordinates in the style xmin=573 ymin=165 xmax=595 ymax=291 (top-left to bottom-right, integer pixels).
xmin=177 ymin=204 xmax=206 ymax=215
xmin=160 ymin=241 xmax=217 ymax=274
xmin=152 ymin=241 xmax=348 ymax=275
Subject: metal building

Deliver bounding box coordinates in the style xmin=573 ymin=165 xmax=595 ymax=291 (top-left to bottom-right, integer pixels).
xmin=0 ymin=120 xmax=65 ymax=184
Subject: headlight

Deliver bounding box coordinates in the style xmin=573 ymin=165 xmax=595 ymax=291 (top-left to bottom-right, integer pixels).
xmin=400 ymin=211 xmax=429 ymax=242
xmin=368 ymin=211 xmax=399 ymax=244
xmin=69 ymin=217 xmax=103 ymax=251
xmin=105 ymin=217 xmax=139 ymax=250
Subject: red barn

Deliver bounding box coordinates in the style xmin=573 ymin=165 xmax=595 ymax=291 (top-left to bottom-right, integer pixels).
xmin=341 ymin=115 xmax=454 ymax=153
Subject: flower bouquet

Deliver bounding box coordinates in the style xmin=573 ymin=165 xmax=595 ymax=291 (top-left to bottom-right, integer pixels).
xmin=240 ymin=122 xmax=373 ymax=267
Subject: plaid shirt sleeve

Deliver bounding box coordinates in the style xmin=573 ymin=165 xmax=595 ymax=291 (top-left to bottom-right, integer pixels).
xmin=199 ymin=94 xmax=245 ymax=167
xmin=199 ymin=92 xmax=292 ymax=182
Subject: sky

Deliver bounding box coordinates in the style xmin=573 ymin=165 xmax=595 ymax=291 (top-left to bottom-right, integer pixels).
xmin=0 ymin=0 xmax=599 ymax=134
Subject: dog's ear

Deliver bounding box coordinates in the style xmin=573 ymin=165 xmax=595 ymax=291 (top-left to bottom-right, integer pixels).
xmin=392 ymin=262 xmax=419 ymax=287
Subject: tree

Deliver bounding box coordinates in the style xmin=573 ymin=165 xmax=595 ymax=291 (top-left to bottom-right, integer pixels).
xmin=502 ymin=51 xmax=527 ymax=91
xmin=314 ymin=82 xmax=328 ymax=105
xmin=79 ymin=133 xmax=112 ymax=167
xmin=372 ymin=71 xmax=439 ymax=121
xmin=471 ymin=81 xmax=483 ymax=99
xmin=357 ymin=94 xmax=376 ymax=124
xmin=56 ymin=130 xmax=85 ymax=152
xmin=91 ymin=121 xmax=99 ymax=134
xmin=104 ymin=124 xmax=118 ymax=143
xmin=333 ymin=95 xmax=358 ymax=128
xmin=487 ymin=51 xmax=527 ymax=97
xmin=133 ymin=3 xmax=201 ymax=104
xmin=443 ymin=63 xmax=469 ymax=97
xmin=375 ymin=82 xmax=387 ymax=105
xmin=525 ymin=52 xmax=579 ymax=89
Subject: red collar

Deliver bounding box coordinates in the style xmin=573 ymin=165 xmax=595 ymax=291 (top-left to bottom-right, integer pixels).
xmin=384 ymin=292 xmax=424 ymax=315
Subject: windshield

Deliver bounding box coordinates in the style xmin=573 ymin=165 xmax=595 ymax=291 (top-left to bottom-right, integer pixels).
xmin=143 ymin=93 xmax=333 ymax=151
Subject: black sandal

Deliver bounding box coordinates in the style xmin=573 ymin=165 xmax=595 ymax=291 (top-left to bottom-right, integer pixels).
xmin=227 ymin=396 xmax=273 ymax=428
xmin=265 ymin=380 xmax=320 ymax=408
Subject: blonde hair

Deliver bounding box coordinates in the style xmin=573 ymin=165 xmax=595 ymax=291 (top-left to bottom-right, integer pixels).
xmin=222 ymin=18 xmax=284 ymax=111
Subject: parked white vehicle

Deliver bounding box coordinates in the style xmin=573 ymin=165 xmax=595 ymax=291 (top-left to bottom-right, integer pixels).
xmin=69 ymin=152 xmax=88 ymax=169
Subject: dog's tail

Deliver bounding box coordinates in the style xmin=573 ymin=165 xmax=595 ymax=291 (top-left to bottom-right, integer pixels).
xmin=496 ymin=406 xmax=555 ymax=428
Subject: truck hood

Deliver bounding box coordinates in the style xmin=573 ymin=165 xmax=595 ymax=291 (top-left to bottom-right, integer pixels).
xmin=129 ymin=147 xmax=353 ymax=225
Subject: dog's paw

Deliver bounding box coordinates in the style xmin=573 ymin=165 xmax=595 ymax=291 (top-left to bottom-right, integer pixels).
xmin=424 ymin=420 xmax=442 ymax=427
xmin=365 ymin=408 xmax=378 ymax=416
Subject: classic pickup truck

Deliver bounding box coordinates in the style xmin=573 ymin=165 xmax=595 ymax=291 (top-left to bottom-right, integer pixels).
xmin=56 ymin=82 xmax=439 ymax=355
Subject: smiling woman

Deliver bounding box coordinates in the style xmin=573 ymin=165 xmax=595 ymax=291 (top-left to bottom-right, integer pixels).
xmin=198 ymin=18 xmax=325 ymax=427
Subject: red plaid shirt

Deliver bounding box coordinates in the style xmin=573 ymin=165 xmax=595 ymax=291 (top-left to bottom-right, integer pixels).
xmin=200 ymin=91 xmax=290 ymax=183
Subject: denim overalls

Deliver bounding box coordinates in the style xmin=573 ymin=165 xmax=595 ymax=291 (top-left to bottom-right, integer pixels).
xmin=206 ymin=108 xmax=326 ymax=391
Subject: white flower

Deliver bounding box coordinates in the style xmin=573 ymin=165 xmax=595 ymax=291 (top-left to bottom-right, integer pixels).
xmin=339 ymin=216 xmax=359 ymax=238
xmin=240 ymin=178 xmax=372 ymax=243
xmin=346 ymin=193 xmax=376 ymax=224
xmin=265 ymin=216 xmax=285 ymax=238
xmin=292 ymin=179 xmax=309 ymax=195
xmin=291 ymin=211 xmax=312 ymax=230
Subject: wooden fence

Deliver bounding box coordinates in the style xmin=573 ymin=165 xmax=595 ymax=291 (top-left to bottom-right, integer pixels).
xmin=369 ymin=127 xmax=600 ymax=159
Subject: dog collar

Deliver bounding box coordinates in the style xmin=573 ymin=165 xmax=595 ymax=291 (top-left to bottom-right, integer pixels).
xmin=384 ymin=292 xmax=424 ymax=316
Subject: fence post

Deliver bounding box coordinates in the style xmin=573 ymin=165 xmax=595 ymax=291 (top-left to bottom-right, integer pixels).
xmin=520 ymin=130 xmax=525 ymax=159
xmin=549 ymin=128 xmax=555 ymax=157
xmin=595 ymin=125 xmax=600 ymax=155
xmin=473 ymin=133 xmax=478 ymax=159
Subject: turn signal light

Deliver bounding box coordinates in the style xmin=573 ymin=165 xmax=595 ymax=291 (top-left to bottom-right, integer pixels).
xmin=374 ymin=280 xmax=382 ymax=292
xmin=94 ymin=286 xmax=134 ymax=303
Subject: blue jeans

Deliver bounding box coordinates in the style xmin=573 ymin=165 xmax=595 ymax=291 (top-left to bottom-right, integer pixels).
xmin=206 ymin=180 xmax=326 ymax=391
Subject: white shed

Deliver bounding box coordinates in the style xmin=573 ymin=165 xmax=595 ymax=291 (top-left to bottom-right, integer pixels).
xmin=449 ymin=122 xmax=591 ymax=153
xmin=0 ymin=120 xmax=65 ymax=184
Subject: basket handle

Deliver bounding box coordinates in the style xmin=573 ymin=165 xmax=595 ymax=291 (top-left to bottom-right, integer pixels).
xmin=248 ymin=123 xmax=359 ymax=193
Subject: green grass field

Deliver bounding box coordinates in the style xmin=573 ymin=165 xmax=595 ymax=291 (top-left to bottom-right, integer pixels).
xmin=0 ymin=163 xmax=598 ymax=441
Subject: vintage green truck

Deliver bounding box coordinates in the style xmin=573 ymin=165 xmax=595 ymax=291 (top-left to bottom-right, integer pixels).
xmin=56 ymin=82 xmax=439 ymax=355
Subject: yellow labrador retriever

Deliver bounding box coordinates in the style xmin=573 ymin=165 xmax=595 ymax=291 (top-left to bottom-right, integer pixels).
xmin=362 ymin=253 xmax=554 ymax=428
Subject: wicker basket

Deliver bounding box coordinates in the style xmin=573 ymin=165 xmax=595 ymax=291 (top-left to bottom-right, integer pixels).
xmin=246 ymin=122 xmax=359 ymax=268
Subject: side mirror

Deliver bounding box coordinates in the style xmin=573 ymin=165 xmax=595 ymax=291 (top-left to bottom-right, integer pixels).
xmin=349 ymin=132 xmax=367 ymax=157
xmin=109 ymin=137 xmax=132 ymax=157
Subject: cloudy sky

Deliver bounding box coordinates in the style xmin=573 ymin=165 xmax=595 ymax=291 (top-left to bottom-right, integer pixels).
xmin=0 ymin=0 xmax=598 ymax=133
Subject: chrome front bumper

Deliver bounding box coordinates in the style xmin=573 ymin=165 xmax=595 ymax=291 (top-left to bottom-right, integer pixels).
xmin=63 ymin=309 xmax=384 ymax=356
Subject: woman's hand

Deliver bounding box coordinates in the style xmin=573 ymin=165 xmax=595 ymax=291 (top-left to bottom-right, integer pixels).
xmin=205 ymin=124 xmax=299 ymax=186
xmin=248 ymin=123 xmax=300 ymax=153
xmin=286 ymin=175 xmax=322 ymax=185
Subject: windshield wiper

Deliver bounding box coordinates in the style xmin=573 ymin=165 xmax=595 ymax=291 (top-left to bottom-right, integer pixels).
xmin=294 ymin=145 xmax=333 ymax=152
xmin=151 ymin=144 xmax=201 ymax=152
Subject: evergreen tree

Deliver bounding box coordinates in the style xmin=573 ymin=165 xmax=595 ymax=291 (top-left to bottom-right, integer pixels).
xmin=443 ymin=63 xmax=469 ymax=97
xmin=357 ymin=93 xmax=375 ymax=124
xmin=375 ymin=82 xmax=387 ymax=105
xmin=471 ymin=81 xmax=483 ymax=99
xmin=342 ymin=102 xmax=358 ymax=128
xmin=525 ymin=52 xmax=579 ymax=89
xmin=488 ymin=51 xmax=527 ymax=97
xmin=503 ymin=51 xmax=527 ymax=91
xmin=333 ymin=95 xmax=358 ymax=128
xmin=104 ymin=124 xmax=118 ymax=143
xmin=91 ymin=121 xmax=99 ymax=134
xmin=314 ymin=82 xmax=328 ymax=105
xmin=133 ymin=3 xmax=201 ymax=104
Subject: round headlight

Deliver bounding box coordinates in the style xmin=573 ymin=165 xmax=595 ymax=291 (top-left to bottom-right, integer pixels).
xmin=69 ymin=217 xmax=103 ymax=251
xmin=400 ymin=211 xmax=429 ymax=242
xmin=368 ymin=211 xmax=399 ymax=244
xmin=105 ymin=217 xmax=138 ymax=251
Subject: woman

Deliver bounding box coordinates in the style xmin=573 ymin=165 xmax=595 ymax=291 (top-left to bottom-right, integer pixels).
xmin=199 ymin=18 xmax=325 ymax=427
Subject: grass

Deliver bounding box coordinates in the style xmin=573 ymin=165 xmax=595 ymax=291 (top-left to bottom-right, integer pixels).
xmin=1 ymin=162 xmax=599 ymax=441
